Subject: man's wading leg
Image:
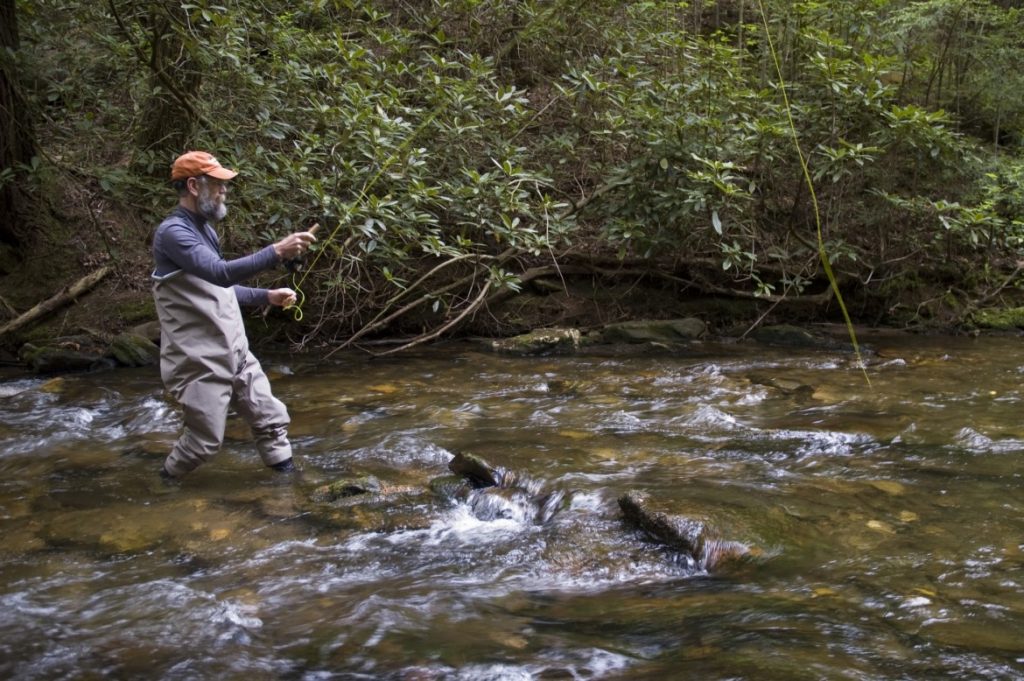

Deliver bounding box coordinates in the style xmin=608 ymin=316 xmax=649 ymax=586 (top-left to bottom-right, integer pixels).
xmin=162 ymin=378 xmax=232 ymax=478
xmin=232 ymin=353 xmax=294 ymax=471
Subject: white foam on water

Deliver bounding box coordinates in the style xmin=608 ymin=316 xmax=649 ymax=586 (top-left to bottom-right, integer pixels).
xmin=454 ymin=664 xmax=534 ymax=680
xmin=449 ymin=645 xmax=632 ymax=681
xmin=383 ymin=503 xmax=531 ymax=548
xmin=673 ymin=405 xmax=741 ymax=431
xmin=790 ymin=429 xmax=870 ymax=458
xmin=602 ymin=410 xmax=645 ymax=431
xmin=952 ymin=427 xmax=1024 ymax=453
xmin=567 ymin=490 xmax=606 ymax=513
xmin=350 ymin=434 xmax=454 ymax=467
xmin=216 ymin=600 xmax=263 ymax=630
xmin=530 ymin=408 xmax=559 ymax=425
xmin=0 ymin=379 xmax=42 ymax=398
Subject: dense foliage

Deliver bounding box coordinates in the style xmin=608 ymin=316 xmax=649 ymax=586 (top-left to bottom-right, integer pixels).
xmin=6 ymin=0 xmax=1024 ymax=345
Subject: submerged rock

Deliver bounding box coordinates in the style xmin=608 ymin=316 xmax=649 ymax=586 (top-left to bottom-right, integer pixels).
xmin=618 ymin=491 xmax=755 ymax=571
xmin=747 ymin=373 xmax=814 ymax=396
xmin=310 ymin=475 xmax=384 ymax=503
xmin=306 ymin=473 xmax=434 ymax=532
xmin=428 ymin=474 xmax=472 ymax=500
xmin=544 ymin=379 xmax=584 ymax=397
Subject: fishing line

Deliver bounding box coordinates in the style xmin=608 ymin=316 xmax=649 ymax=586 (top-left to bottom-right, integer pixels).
xmin=754 ymin=0 xmax=872 ymax=386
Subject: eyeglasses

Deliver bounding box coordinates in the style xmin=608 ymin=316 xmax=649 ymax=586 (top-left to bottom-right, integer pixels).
xmin=196 ymin=175 xmax=230 ymax=191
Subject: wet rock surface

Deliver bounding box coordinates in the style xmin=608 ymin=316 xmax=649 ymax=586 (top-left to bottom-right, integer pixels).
xmin=618 ymin=491 xmax=756 ymax=571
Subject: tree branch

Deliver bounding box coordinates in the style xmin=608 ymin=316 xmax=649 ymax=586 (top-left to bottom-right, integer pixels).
xmin=0 ymin=266 xmax=111 ymax=338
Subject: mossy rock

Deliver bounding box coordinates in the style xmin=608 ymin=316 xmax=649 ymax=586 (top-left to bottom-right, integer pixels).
xmin=0 ymin=243 xmax=19 ymax=276
xmin=429 ymin=474 xmax=471 ymax=500
xmin=108 ymin=333 xmax=159 ymax=367
xmin=19 ymin=342 xmax=112 ymax=374
xmin=310 ymin=475 xmax=383 ymax=503
xmin=489 ymin=327 xmax=581 ymax=355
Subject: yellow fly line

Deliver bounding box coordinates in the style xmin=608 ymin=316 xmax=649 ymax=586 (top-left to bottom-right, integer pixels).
xmin=755 ymin=0 xmax=871 ymax=386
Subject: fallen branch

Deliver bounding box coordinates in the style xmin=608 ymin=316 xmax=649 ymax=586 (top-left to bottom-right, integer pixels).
xmin=0 ymin=294 xmax=17 ymax=319
xmin=0 ymin=266 xmax=111 ymax=338
xmin=372 ymin=277 xmax=492 ymax=357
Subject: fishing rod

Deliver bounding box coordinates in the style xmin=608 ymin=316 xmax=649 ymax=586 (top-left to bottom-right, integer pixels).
xmin=754 ymin=0 xmax=871 ymax=387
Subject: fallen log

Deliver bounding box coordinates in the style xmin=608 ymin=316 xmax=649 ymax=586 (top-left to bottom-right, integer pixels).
xmin=0 ymin=266 xmax=111 ymax=338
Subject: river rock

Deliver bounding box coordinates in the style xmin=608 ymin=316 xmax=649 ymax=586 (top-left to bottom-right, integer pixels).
xmin=131 ymin=320 xmax=162 ymax=343
xmin=429 ymin=474 xmax=472 ymax=500
xmin=489 ymin=327 xmax=581 ymax=355
xmin=618 ymin=491 xmax=754 ymax=570
xmin=449 ymin=451 xmax=510 ymax=488
xmin=597 ymin=318 xmax=706 ymax=344
xmin=303 ymin=472 xmax=434 ymax=532
xmin=310 ymin=475 xmax=384 ymax=503
xmin=19 ymin=341 xmax=114 ymax=374
xmin=448 ymin=452 xmax=569 ymax=524
xmin=747 ymin=373 xmax=814 ymax=396
xmin=108 ymin=332 xmax=160 ymax=367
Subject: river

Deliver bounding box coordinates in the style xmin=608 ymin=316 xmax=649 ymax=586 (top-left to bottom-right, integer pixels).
xmin=1 ymin=332 xmax=1023 ymax=679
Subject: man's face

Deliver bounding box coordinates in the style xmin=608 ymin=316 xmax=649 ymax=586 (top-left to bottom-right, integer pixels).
xmin=195 ymin=175 xmax=229 ymax=222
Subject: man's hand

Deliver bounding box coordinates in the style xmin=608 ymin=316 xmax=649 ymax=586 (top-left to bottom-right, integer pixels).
xmin=273 ymin=229 xmax=318 ymax=261
xmin=268 ymin=288 xmax=298 ymax=308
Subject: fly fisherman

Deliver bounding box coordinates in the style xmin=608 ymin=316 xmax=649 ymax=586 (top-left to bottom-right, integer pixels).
xmin=153 ymin=151 xmax=317 ymax=481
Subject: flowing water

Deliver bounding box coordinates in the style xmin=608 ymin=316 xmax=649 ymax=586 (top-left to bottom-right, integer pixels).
xmin=1 ymin=332 xmax=1024 ymax=680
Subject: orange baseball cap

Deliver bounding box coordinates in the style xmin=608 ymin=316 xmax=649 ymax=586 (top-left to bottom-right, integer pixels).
xmin=170 ymin=151 xmax=238 ymax=181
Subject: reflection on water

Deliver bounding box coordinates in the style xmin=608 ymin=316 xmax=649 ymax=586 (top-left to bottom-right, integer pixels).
xmin=2 ymin=333 xmax=1024 ymax=679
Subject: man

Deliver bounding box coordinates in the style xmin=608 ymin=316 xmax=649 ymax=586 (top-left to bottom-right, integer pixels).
xmin=153 ymin=150 xmax=316 ymax=481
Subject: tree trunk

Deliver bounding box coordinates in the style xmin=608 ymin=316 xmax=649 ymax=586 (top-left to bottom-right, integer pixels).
xmin=133 ymin=2 xmax=202 ymax=158
xmin=0 ymin=0 xmax=35 ymax=250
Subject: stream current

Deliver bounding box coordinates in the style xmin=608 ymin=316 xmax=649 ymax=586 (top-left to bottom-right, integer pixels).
xmin=1 ymin=333 xmax=1023 ymax=679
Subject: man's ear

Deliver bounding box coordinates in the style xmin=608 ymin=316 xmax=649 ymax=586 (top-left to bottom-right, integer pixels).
xmin=186 ymin=177 xmax=200 ymax=196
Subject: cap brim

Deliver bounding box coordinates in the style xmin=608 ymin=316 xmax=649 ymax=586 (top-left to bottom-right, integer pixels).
xmin=206 ymin=167 xmax=238 ymax=180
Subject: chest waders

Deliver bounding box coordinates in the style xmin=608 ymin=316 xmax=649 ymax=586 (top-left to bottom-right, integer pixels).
xmin=153 ymin=270 xmax=291 ymax=477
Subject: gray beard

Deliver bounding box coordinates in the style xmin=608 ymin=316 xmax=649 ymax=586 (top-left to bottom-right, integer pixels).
xmin=197 ymin=193 xmax=228 ymax=223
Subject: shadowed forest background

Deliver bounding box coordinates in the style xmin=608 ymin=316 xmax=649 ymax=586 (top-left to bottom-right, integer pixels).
xmin=1 ymin=0 xmax=1023 ymax=353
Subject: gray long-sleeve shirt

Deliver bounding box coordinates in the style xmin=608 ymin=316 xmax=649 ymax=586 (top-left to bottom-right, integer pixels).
xmin=152 ymin=207 xmax=279 ymax=306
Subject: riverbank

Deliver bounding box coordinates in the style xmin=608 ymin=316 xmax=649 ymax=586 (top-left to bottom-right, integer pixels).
xmin=2 ymin=193 xmax=1022 ymax=374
